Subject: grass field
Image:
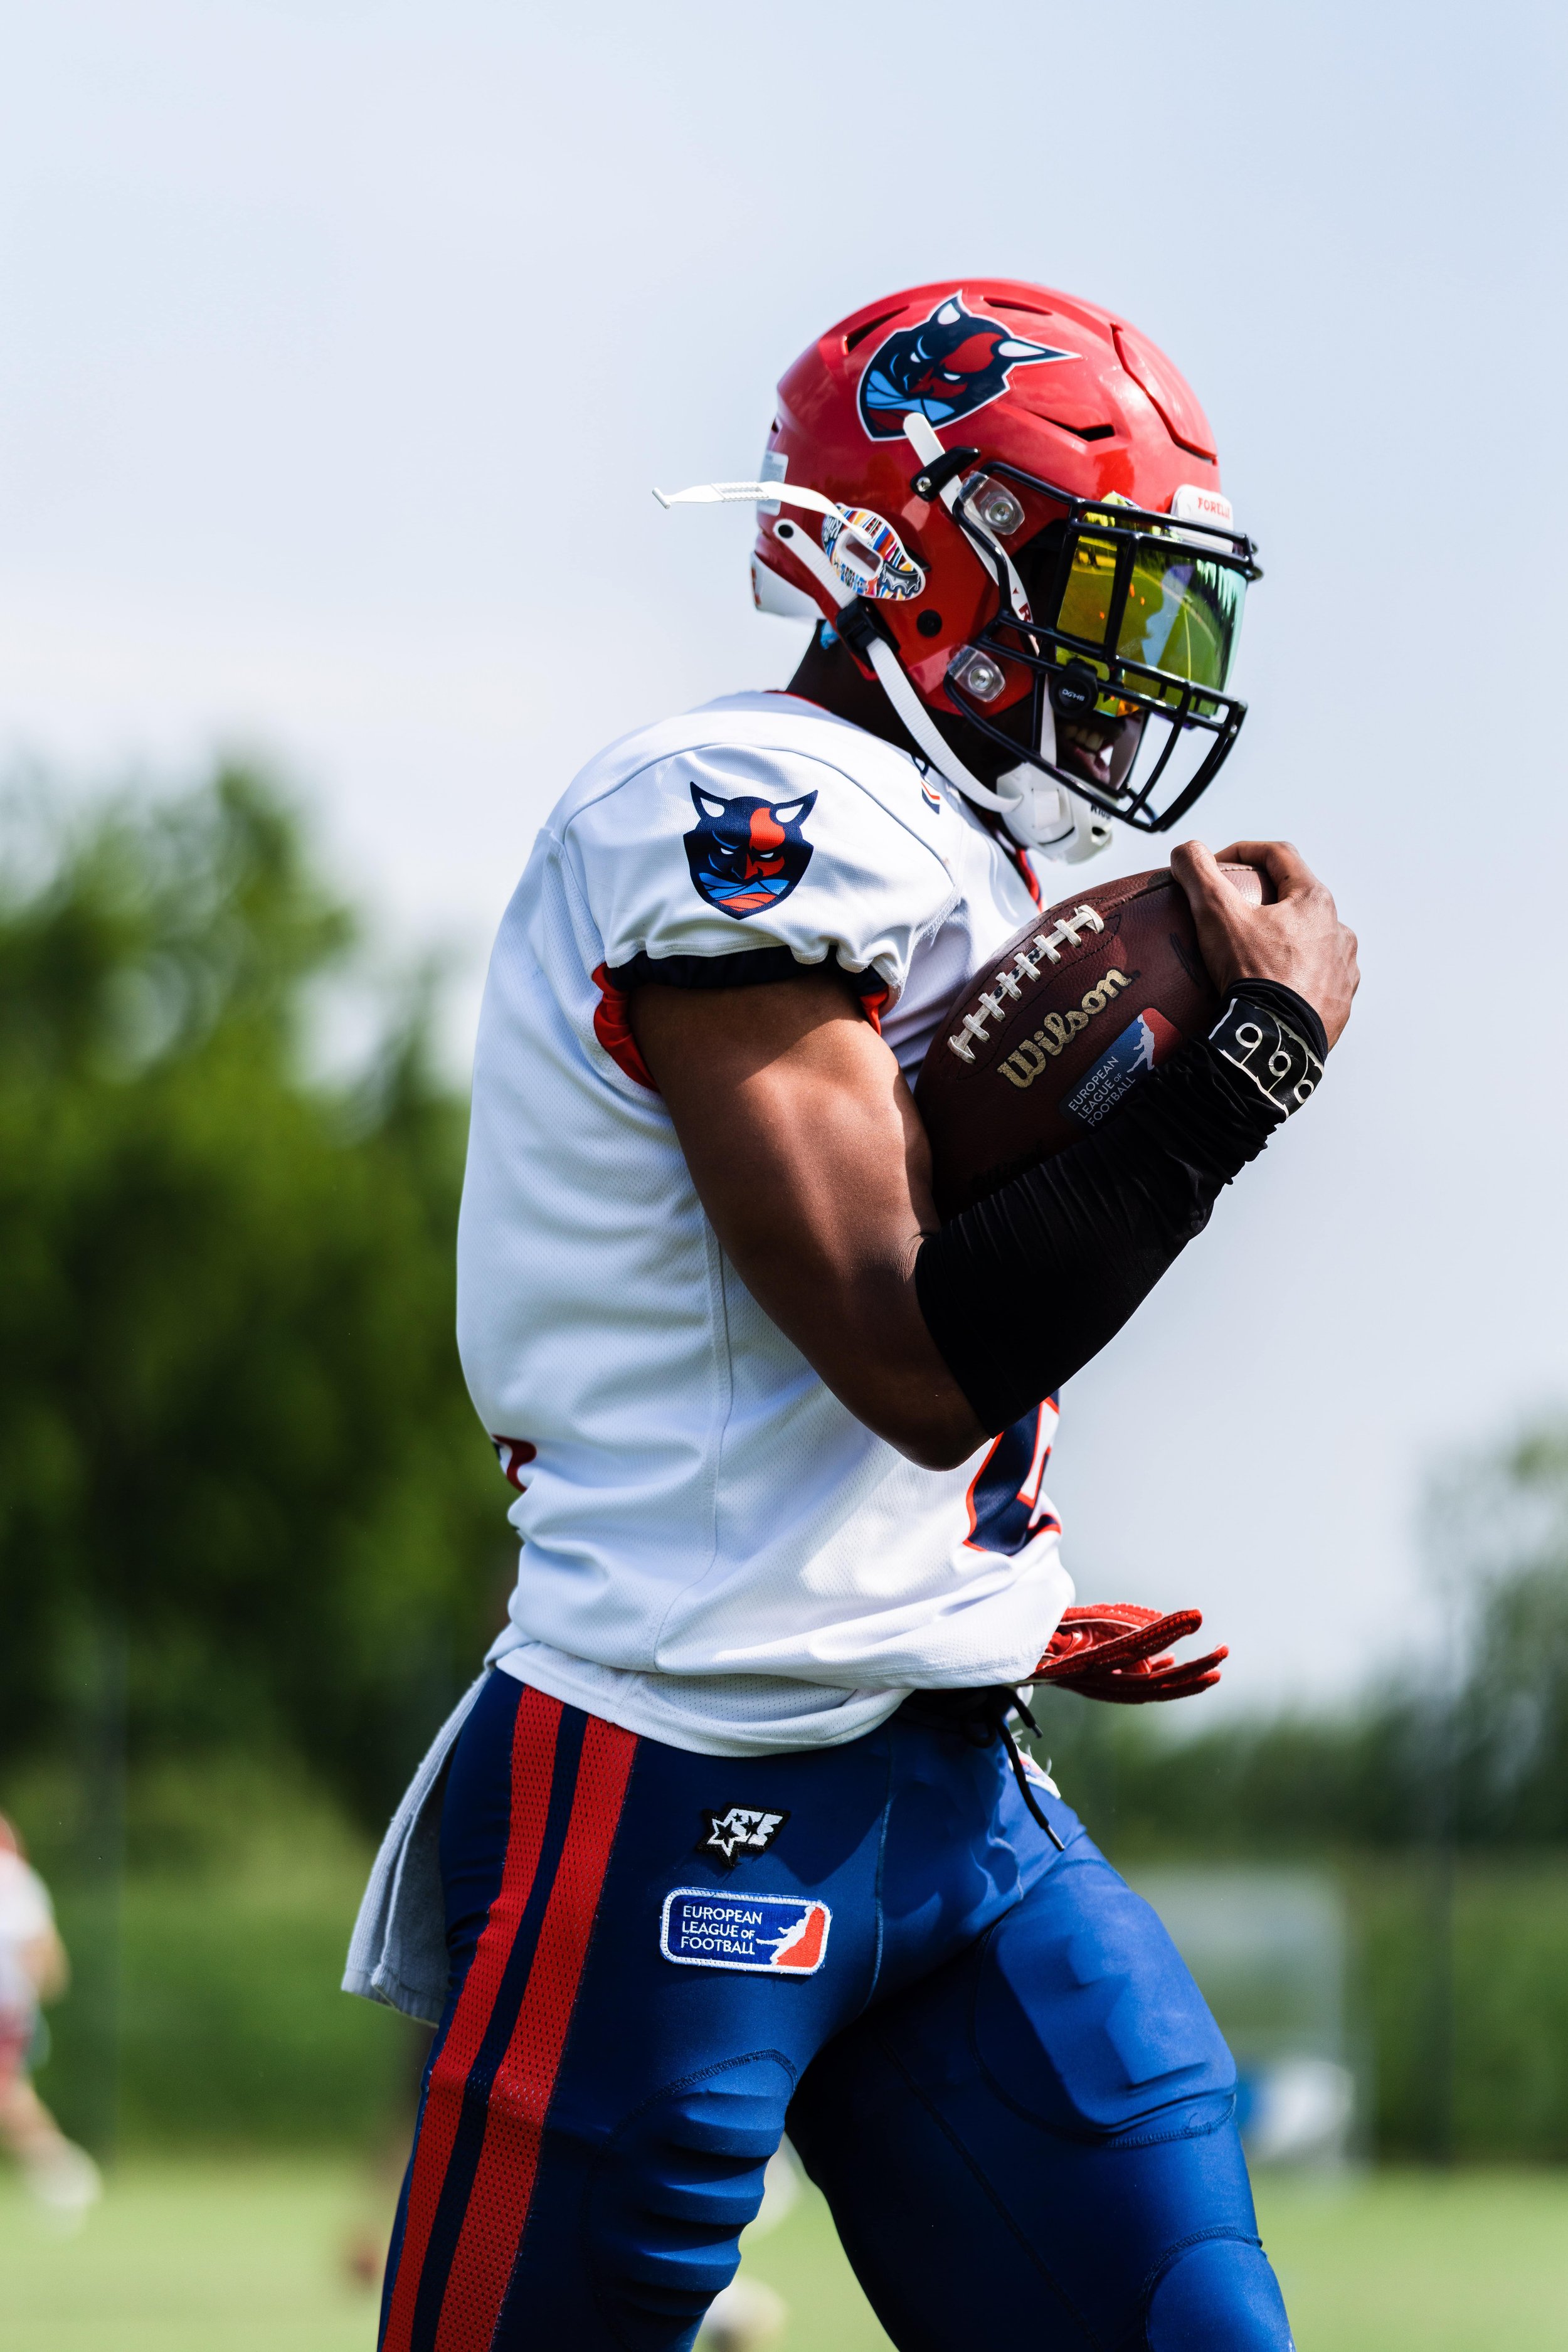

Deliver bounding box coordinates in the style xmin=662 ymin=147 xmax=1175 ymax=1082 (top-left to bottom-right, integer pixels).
xmin=3 ymin=2159 xmax=1567 ymax=2351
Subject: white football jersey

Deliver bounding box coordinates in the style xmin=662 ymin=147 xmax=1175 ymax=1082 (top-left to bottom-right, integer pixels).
xmin=458 ymin=691 xmax=1074 ymax=1756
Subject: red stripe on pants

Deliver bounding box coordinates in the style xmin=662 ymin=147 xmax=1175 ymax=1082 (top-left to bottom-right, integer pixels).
xmin=433 ymin=1714 xmax=637 ymax=2352
xmin=381 ymin=1687 xmax=563 ymax=2352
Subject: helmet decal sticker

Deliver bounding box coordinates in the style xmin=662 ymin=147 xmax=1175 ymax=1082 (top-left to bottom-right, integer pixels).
xmin=684 ymin=784 xmax=817 ymax=919
xmin=821 ymin=506 xmax=925 ymax=600
xmin=858 ymin=293 xmax=1077 ymax=440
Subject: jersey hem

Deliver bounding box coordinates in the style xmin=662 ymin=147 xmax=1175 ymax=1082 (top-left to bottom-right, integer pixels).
xmin=489 ymin=1645 xmax=912 ymax=1758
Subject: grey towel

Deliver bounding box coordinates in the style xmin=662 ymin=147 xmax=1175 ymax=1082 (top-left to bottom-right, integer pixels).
xmin=341 ymin=1672 xmax=490 ymax=2023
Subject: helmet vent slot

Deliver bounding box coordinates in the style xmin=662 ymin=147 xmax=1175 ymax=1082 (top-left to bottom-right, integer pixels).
xmin=1046 ymin=418 xmax=1115 ymax=442
xmin=842 ymin=308 xmax=904 ymax=354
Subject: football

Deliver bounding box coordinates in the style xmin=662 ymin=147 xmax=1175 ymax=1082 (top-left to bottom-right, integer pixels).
xmin=916 ymin=863 xmax=1271 ymax=1219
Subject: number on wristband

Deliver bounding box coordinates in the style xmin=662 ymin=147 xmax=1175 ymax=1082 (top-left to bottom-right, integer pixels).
xmin=1209 ymin=997 xmax=1322 ymax=1115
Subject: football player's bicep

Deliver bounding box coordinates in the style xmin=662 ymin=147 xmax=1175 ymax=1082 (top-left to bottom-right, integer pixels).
xmin=630 ymin=972 xmax=980 ymax=1466
xmin=631 ymin=969 xmax=928 ymax=1295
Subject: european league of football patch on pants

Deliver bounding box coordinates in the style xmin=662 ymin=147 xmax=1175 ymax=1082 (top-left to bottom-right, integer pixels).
xmin=379 ymin=1671 xmax=1294 ymax=2352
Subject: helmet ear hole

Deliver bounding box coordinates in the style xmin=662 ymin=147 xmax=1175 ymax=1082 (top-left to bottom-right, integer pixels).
xmin=916 ymin=610 xmax=943 ymax=638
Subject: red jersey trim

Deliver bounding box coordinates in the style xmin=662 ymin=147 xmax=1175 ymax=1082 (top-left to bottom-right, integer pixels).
xmin=591 ymin=963 xmax=659 ymax=1091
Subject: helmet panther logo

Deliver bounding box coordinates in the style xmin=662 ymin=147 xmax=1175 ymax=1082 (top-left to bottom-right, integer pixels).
xmin=684 ymin=784 xmax=817 ymax=920
xmin=858 ymin=292 xmax=1077 ymax=440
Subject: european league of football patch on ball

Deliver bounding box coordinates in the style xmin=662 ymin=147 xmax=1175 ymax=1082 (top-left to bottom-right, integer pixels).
xmin=1210 ymin=996 xmax=1323 ymax=1116
xmin=1062 ymin=1006 xmax=1183 ymax=1130
xmin=660 ymin=1889 xmax=831 ymax=1974
xmin=697 ymin=1806 xmax=790 ymax=1872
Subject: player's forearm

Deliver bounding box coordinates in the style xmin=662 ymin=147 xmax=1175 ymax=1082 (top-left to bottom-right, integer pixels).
xmin=917 ymin=989 xmax=1325 ymax=1434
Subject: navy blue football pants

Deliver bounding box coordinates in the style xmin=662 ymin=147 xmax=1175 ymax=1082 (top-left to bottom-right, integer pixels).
xmin=379 ymin=1670 xmax=1293 ymax=2352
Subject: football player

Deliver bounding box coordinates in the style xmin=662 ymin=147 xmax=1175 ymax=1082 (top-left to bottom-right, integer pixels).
xmin=349 ymin=280 xmax=1357 ymax=2352
xmin=0 ymin=1813 xmax=100 ymax=2216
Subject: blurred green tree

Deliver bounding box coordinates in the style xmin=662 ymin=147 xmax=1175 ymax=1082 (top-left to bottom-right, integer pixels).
xmin=1445 ymin=1425 xmax=1568 ymax=1842
xmin=1032 ymin=1419 xmax=1568 ymax=1857
xmin=0 ymin=768 xmax=509 ymax=1826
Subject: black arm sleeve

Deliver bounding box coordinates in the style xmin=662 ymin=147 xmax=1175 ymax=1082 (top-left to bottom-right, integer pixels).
xmin=915 ymin=983 xmax=1326 ymax=1434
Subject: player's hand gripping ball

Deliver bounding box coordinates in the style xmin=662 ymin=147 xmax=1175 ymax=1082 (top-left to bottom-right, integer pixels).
xmin=916 ymin=863 xmax=1271 ymax=1219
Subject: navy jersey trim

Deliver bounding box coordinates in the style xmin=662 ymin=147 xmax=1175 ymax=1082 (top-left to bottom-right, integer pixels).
xmin=608 ymin=948 xmax=886 ymax=999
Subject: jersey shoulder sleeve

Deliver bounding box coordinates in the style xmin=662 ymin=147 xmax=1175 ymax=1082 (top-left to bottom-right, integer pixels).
xmin=563 ymin=731 xmax=956 ymax=1001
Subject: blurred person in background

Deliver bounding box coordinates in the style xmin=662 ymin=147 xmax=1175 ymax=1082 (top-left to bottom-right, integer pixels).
xmin=0 ymin=1813 xmax=102 ymax=2218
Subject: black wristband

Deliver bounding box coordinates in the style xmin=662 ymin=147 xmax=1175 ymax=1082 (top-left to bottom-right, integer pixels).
xmin=916 ymin=1011 xmax=1308 ymax=1437
xmin=1224 ymin=978 xmax=1326 ymax=1062
xmin=1212 ymin=984 xmax=1325 ymax=1116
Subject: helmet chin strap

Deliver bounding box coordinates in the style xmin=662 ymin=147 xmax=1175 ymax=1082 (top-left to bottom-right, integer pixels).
xmin=773 ymin=521 xmax=1009 ymax=803
xmin=652 ymin=468 xmax=1110 ymax=857
xmin=901 ymin=415 xmax=1035 ymax=622
xmin=993 ymin=759 xmax=1113 ymax=863
xmin=900 ymin=414 xmax=1111 ymax=862
xmin=774 ymin=515 xmax=1109 ymax=861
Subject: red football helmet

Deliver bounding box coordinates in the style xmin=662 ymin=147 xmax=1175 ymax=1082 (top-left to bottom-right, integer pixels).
xmin=659 ymin=280 xmax=1261 ymax=860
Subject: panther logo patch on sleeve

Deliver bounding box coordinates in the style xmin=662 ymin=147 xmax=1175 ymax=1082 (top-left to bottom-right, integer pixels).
xmin=683 ymin=785 xmax=816 ymax=920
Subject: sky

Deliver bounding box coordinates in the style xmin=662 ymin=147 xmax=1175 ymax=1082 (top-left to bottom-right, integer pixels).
xmin=3 ymin=0 xmax=1565 ymax=1710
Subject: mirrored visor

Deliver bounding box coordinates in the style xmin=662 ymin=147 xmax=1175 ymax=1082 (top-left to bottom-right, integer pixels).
xmin=1052 ymin=526 xmax=1247 ymax=694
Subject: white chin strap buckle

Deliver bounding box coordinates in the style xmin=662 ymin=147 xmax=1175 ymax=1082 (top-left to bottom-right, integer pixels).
xmin=993 ymin=769 xmax=1113 ymax=861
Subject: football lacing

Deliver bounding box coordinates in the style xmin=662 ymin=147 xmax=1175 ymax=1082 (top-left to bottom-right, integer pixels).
xmin=946 ymin=904 xmax=1106 ymax=1062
